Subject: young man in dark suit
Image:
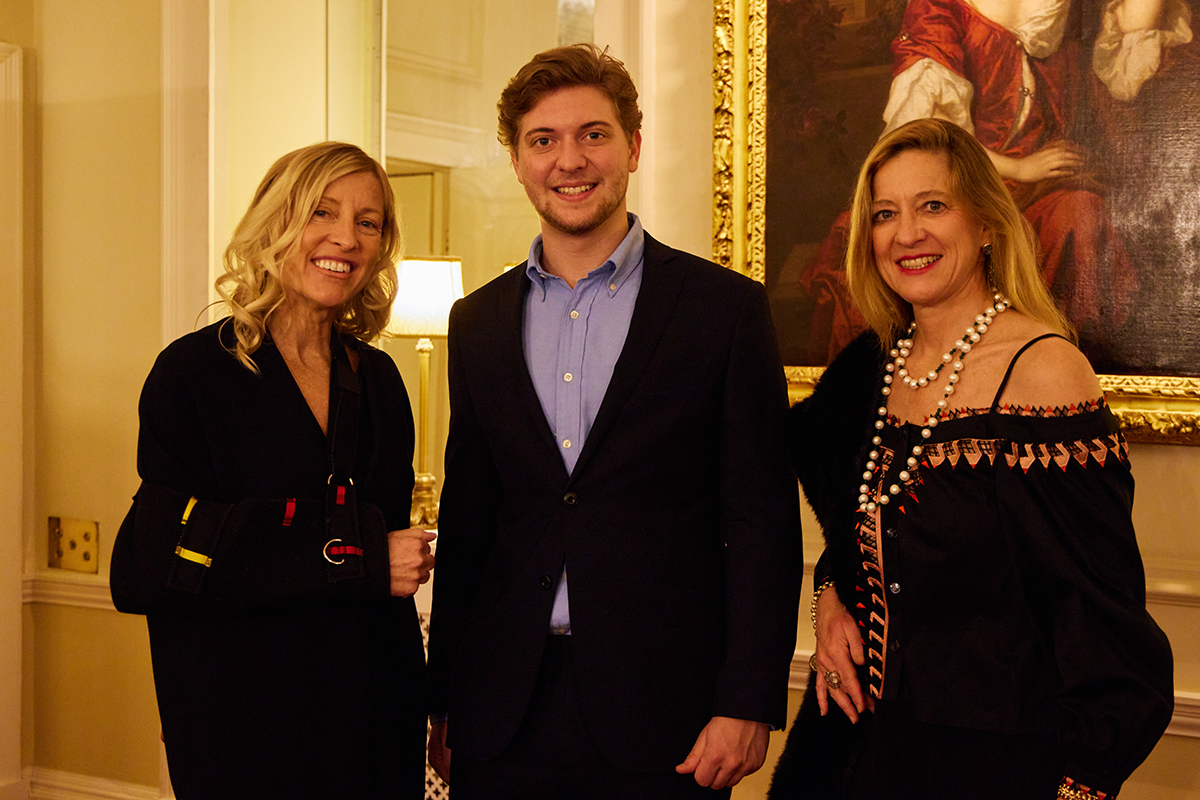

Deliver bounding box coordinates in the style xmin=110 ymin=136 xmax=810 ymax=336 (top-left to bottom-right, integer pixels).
xmin=427 ymin=43 xmax=801 ymax=799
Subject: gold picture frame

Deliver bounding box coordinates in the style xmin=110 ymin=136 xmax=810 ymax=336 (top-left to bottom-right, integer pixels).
xmin=712 ymin=0 xmax=1200 ymax=444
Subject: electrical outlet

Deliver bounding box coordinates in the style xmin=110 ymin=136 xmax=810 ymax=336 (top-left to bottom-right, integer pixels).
xmin=48 ymin=516 xmax=99 ymax=574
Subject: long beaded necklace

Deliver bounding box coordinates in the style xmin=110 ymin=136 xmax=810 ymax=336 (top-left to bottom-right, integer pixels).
xmin=857 ymin=292 xmax=1010 ymax=513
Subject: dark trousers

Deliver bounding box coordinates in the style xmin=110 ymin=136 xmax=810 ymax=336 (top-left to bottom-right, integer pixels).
xmin=452 ymin=637 xmax=731 ymax=800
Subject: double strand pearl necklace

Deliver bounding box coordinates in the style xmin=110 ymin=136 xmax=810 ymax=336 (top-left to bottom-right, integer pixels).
xmin=857 ymin=293 xmax=1010 ymax=513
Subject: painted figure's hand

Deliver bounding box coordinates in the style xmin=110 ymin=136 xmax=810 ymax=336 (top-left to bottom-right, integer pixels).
xmin=992 ymin=141 xmax=1086 ymax=183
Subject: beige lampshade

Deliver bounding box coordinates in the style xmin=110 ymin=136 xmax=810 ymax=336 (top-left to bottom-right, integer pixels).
xmin=387 ymin=256 xmax=465 ymax=337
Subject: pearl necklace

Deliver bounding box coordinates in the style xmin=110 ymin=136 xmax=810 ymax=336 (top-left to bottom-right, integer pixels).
xmin=857 ymin=293 xmax=1010 ymax=513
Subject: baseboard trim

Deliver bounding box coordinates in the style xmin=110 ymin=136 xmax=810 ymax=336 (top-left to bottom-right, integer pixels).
xmin=789 ymin=651 xmax=1200 ymax=739
xmin=26 ymin=767 xmax=159 ymax=800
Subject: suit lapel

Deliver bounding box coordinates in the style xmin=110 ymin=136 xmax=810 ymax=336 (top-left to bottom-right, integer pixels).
xmin=570 ymin=235 xmax=685 ymax=480
xmin=497 ymin=264 xmax=567 ymax=476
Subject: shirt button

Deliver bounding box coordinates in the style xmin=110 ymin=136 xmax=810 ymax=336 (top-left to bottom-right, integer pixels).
xmin=540 ymin=575 xmax=553 ymax=590
xmin=889 ymin=582 xmax=901 ymax=594
xmin=563 ymin=492 xmax=578 ymax=507
xmin=570 ymin=310 xmax=579 ymax=319
xmin=609 ymin=283 xmax=617 ymax=291
xmin=563 ymin=373 xmax=573 ymax=382
xmin=562 ymin=438 xmax=571 ymax=448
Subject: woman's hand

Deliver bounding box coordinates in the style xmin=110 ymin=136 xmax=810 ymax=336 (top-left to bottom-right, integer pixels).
xmin=387 ymin=528 xmax=436 ymax=597
xmin=811 ymin=588 xmax=872 ymax=722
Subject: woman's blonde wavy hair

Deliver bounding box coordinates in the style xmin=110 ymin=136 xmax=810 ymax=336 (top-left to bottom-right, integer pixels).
xmin=845 ymin=118 xmax=1072 ymax=348
xmin=216 ymin=141 xmax=402 ymax=372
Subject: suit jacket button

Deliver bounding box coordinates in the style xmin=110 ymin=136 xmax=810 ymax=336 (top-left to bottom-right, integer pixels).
xmin=540 ymin=575 xmax=553 ymax=590
xmin=563 ymin=492 xmax=578 ymax=506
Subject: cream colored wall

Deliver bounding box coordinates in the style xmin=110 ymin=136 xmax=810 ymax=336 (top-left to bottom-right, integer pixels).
xmin=29 ymin=607 xmax=158 ymax=784
xmin=1 ymin=6 xmax=33 ymax=795
xmin=213 ymin=0 xmax=328 ymax=261
xmin=637 ymin=0 xmax=714 ymax=257
xmin=22 ymin=0 xmax=165 ymax=785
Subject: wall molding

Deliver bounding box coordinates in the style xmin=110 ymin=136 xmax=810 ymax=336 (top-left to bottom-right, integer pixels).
xmin=21 ymin=572 xmax=113 ymax=612
xmin=161 ymin=0 xmax=211 ymax=346
xmin=26 ymin=767 xmax=160 ymax=800
xmin=1168 ymin=691 xmax=1200 ymax=738
xmin=1147 ymin=580 xmax=1200 ymax=608
xmin=1 ymin=40 xmax=25 ymax=792
xmin=789 ymin=651 xmax=1200 ymax=739
xmin=1144 ymin=560 xmax=1200 ymax=608
xmin=386 ymin=45 xmax=482 ymax=82
xmin=385 ymin=111 xmax=489 ymax=170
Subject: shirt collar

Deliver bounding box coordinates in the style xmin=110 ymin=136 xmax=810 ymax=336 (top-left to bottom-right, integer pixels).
xmin=525 ymin=214 xmax=645 ymax=300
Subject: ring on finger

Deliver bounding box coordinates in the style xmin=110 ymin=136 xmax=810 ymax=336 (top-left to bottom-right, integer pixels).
xmin=824 ymin=670 xmax=843 ymax=690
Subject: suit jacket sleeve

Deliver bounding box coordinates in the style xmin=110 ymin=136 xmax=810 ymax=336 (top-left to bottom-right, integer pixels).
xmin=427 ymin=299 xmax=504 ymax=714
xmin=712 ymin=282 xmax=803 ymax=727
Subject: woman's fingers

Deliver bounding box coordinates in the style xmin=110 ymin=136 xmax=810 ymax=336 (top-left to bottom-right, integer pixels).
xmin=812 ymin=650 xmax=860 ymax=723
xmin=813 ymin=590 xmax=870 ymax=722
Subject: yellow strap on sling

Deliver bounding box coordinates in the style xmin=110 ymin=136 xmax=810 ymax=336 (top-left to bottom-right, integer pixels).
xmin=180 ymin=496 xmax=198 ymax=524
xmin=175 ymin=497 xmax=211 ymax=566
xmin=174 ymin=545 xmax=212 ymax=568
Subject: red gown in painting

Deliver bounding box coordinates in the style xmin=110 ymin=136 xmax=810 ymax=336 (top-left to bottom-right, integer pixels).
xmin=799 ymin=0 xmax=1191 ymax=362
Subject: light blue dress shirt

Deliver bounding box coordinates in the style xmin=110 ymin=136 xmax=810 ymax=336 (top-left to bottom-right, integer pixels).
xmin=523 ymin=214 xmax=646 ymax=634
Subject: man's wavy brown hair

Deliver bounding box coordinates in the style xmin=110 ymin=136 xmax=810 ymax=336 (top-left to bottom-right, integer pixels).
xmin=498 ymin=44 xmax=642 ymax=151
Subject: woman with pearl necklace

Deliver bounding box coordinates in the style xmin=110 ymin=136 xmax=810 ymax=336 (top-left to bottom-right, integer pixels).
xmin=768 ymin=118 xmax=1174 ymax=800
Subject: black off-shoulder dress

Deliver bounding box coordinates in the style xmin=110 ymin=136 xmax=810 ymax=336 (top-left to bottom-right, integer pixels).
xmin=770 ymin=332 xmax=1173 ymax=799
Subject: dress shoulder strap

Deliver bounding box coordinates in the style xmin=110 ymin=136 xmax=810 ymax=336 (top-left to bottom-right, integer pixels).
xmin=989 ymin=333 xmax=1069 ymax=412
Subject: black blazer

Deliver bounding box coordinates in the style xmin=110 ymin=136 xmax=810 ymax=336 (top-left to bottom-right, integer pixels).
xmin=427 ymin=234 xmax=802 ymax=771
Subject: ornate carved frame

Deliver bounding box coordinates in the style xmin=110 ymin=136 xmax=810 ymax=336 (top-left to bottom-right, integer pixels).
xmin=712 ymin=0 xmax=1200 ymax=444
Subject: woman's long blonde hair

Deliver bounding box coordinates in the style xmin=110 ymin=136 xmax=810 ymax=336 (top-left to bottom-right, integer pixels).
xmin=215 ymin=141 xmax=403 ymax=371
xmin=844 ymin=118 xmax=1072 ymax=346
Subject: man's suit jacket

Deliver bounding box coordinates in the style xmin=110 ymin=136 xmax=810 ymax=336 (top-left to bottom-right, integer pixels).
xmin=427 ymin=234 xmax=801 ymax=772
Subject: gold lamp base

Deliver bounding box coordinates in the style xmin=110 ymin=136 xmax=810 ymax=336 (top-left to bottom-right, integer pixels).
xmin=411 ymin=471 xmax=439 ymax=528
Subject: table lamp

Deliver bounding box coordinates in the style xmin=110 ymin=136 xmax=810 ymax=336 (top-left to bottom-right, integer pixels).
xmin=386 ymin=256 xmax=464 ymax=527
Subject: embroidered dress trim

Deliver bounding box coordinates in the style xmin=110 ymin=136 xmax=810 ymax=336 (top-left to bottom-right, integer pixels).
xmin=857 ymin=447 xmax=905 ymax=698
xmin=1058 ymin=777 xmax=1111 ymax=799
xmin=919 ymin=433 xmax=1128 ymax=471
